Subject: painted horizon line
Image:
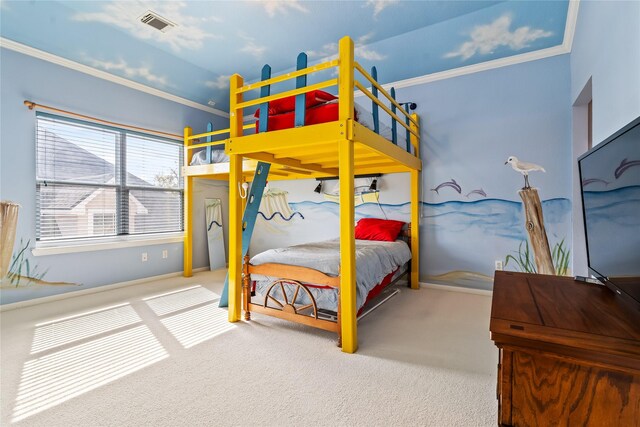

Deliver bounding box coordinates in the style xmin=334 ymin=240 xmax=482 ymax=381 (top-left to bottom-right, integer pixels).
xmin=257 ymin=211 xmax=305 ymax=221
xmin=583 ymin=184 xmax=640 ymax=194
xmin=289 ymin=197 xmax=571 ymax=209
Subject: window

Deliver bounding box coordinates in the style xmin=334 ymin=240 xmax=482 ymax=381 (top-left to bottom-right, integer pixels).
xmin=92 ymin=213 xmax=116 ymax=235
xmin=36 ymin=114 xmax=183 ymax=242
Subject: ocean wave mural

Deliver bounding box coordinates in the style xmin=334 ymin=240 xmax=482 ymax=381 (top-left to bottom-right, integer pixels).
xmin=583 ymin=185 xmax=640 ymax=214
xmin=249 ymin=196 xmax=572 ymax=290
xmin=582 ymin=185 xmax=640 ymax=276
xmin=257 ymin=211 xmax=305 ymax=221
xmin=255 ymin=188 xmax=305 ymax=235
xmin=207 ymin=220 xmax=223 ymax=231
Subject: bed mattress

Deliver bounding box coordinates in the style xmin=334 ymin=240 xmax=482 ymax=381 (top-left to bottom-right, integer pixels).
xmin=255 ymin=101 xmax=408 ymax=148
xmin=250 ymin=238 xmax=411 ymax=313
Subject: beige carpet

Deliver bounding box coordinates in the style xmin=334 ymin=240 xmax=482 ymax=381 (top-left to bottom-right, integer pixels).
xmin=1 ymin=270 xmax=497 ymax=426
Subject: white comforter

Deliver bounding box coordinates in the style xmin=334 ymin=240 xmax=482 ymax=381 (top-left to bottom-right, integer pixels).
xmin=250 ymin=239 xmax=411 ymax=312
xmin=190 ymin=149 xmax=229 ymax=165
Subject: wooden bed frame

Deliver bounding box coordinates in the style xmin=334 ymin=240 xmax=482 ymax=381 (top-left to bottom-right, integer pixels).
xmin=182 ymin=36 xmax=422 ymax=353
xmin=242 ymin=227 xmax=412 ymax=347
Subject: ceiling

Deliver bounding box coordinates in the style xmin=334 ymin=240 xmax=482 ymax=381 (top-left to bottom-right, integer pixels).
xmin=0 ymin=1 xmax=570 ymax=113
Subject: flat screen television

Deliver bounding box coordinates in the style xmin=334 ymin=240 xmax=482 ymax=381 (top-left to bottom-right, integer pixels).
xmin=578 ymin=116 xmax=640 ymax=310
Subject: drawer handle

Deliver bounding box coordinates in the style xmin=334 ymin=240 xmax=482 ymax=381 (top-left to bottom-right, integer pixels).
xmin=509 ymin=324 xmax=524 ymax=330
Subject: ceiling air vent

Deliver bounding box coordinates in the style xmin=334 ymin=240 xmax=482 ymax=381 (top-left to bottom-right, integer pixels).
xmin=139 ymin=11 xmax=176 ymax=32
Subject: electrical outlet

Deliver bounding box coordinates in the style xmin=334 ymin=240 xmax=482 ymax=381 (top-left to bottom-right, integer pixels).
xmin=495 ymin=260 xmax=503 ymax=271
xmin=142 ymin=252 xmax=148 ymax=262
xmin=162 ymin=249 xmax=168 ymax=259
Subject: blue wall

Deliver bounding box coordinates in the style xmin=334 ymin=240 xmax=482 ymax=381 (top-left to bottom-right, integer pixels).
xmin=252 ymin=54 xmax=573 ymax=290
xmin=0 ymin=48 xmax=228 ymax=305
xmin=570 ymin=0 xmax=640 ymax=144
xmin=401 ymin=54 xmax=572 ymax=204
xmin=569 ymin=0 xmax=640 ymax=275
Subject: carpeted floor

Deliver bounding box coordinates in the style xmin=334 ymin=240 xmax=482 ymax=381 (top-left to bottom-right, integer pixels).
xmin=1 ymin=270 xmax=497 ymax=426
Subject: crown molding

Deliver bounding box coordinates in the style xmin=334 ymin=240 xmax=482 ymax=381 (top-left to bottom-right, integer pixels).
xmin=356 ymin=44 xmax=570 ymax=96
xmin=0 ymin=37 xmax=229 ymax=119
xmin=355 ymin=0 xmax=580 ymax=95
xmin=563 ymin=0 xmax=580 ymax=52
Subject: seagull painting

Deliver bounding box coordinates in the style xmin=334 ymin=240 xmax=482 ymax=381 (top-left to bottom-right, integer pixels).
xmin=505 ymin=156 xmax=546 ymax=189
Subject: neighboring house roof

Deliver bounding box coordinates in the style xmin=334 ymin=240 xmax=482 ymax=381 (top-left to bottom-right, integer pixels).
xmin=38 ymin=129 xmax=174 ymax=211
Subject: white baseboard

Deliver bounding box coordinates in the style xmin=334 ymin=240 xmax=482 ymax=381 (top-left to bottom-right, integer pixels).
xmin=2 ymin=272 xmax=491 ymax=311
xmin=0 ymin=267 xmax=210 ymax=312
xmin=419 ymin=281 xmax=493 ymax=296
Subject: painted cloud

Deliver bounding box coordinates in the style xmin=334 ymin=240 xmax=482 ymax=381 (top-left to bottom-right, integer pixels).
xmin=445 ymin=14 xmax=553 ymax=60
xmin=205 ymin=75 xmax=231 ymax=90
xmin=260 ymin=0 xmax=309 ymax=17
xmin=89 ymin=58 xmax=169 ymax=87
xmin=307 ymin=33 xmax=386 ymax=62
xmin=366 ymin=0 xmax=400 ymax=18
xmin=239 ymin=33 xmax=267 ymax=58
xmin=72 ymin=1 xmax=219 ymax=52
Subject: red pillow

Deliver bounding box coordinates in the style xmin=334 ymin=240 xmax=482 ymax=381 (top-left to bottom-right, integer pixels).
xmin=355 ymin=218 xmax=405 ymax=242
xmin=254 ymin=90 xmax=337 ymax=117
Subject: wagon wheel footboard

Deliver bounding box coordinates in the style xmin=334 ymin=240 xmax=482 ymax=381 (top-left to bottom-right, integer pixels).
xmin=243 ymin=261 xmax=342 ymax=342
xmin=245 ymin=278 xmax=341 ymax=341
xmin=264 ymin=279 xmax=319 ymax=318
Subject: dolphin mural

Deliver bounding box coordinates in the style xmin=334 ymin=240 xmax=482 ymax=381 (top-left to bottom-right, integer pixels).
xmin=614 ymin=158 xmax=640 ymax=179
xmin=431 ymin=179 xmax=461 ymax=194
xmin=581 ymin=178 xmax=609 ymax=187
xmin=465 ymin=188 xmax=487 ymax=198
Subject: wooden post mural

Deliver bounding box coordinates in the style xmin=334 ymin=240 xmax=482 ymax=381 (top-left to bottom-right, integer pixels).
xmin=519 ymin=188 xmax=555 ymax=274
xmin=1 ymin=201 xmax=20 ymax=281
xmin=506 ymin=156 xmax=555 ymax=275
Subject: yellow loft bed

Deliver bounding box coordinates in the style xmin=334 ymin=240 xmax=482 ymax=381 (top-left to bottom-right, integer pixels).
xmin=182 ymin=36 xmax=421 ymax=353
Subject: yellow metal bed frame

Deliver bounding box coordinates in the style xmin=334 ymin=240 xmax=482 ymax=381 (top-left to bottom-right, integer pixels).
xmin=182 ymin=36 xmax=421 ymax=353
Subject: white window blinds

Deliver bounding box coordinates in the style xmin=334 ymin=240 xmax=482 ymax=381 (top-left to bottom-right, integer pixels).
xmin=36 ymin=114 xmax=183 ymax=241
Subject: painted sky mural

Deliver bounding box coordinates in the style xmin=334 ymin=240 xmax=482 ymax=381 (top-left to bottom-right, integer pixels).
xmin=1 ymin=0 xmax=570 ymax=109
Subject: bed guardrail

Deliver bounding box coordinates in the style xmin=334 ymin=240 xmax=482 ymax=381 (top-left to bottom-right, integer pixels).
xmin=182 ymin=123 xmax=253 ymax=168
xmin=227 ymin=36 xmax=419 ymax=158
xmin=184 ymin=37 xmax=420 ymax=168
xmin=353 ymin=62 xmax=420 ymax=156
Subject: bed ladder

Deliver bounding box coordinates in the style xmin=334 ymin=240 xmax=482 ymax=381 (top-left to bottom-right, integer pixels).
xmin=218 ymin=161 xmax=270 ymax=307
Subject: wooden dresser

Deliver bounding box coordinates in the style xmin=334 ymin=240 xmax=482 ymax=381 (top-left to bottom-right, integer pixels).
xmin=490 ymin=271 xmax=640 ymax=426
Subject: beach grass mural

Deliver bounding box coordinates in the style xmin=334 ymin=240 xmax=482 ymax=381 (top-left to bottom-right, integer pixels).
xmin=1 ymin=204 xmax=77 ymax=295
xmin=504 ymin=238 xmax=570 ymax=276
xmin=5 ymin=239 xmax=48 ymax=287
xmin=551 ymin=238 xmax=571 ymax=276
xmin=504 ymin=240 xmax=536 ymax=274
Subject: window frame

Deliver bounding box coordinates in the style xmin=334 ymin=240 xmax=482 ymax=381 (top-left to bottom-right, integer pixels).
xmin=35 ymin=113 xmax=184 ymax=250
